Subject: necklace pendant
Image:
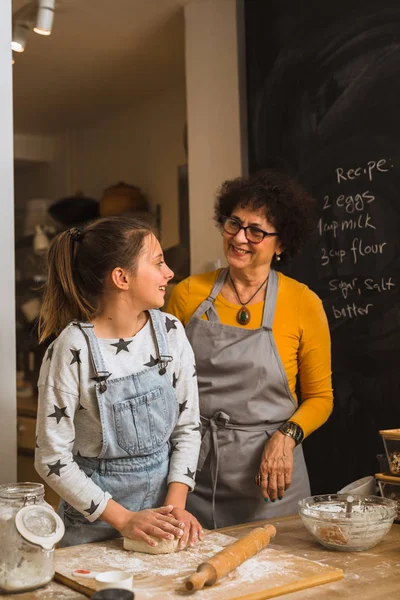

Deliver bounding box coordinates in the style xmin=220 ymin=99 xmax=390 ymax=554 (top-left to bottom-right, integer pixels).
xmin=236 ymin=306 xmax=251 ymax=325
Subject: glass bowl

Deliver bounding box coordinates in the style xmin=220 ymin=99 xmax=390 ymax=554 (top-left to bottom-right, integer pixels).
xmin=298 ymin=494 xmax=396 ymax=551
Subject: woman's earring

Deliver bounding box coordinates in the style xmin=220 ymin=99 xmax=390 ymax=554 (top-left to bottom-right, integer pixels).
xmin=276 ymin=254 xmax=281 ymax=262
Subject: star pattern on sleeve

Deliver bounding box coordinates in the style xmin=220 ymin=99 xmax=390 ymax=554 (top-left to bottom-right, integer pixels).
xmin=165 ymin=317 xmax=178 ymax=333
xmin=184 ymin=467 xmax=195 ymax=480
xmin=48 ymin=404 xmax=70 ymax=424
xmin=78 ymin=402 xmax=87 ymax=411
xmin=46 ymin=347 xmax=54 ymax=362
xmin=179 ymin=400 xmax=188 ymax=414
xmin=85 ymin=500 xmax=100 ymax=516
xmin=144 ymin=355 xmax=159 ymax=367
xmin=110 ymin=338 xmax=133 ymax=354
xmin=70 ymin=349 xmax=82 ymax=365
xmin=47 ymin=459 xmax=67 ymax=477
xmin=172 ymin=372 xmax=178 ymax=388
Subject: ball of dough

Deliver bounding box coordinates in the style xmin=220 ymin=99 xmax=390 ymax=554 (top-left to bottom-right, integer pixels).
xmin=123 ymin=535 xmax=181 ymax=554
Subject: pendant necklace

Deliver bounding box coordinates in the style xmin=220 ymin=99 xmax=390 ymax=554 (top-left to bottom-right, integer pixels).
xmin=228 ymin=273 xmax=269 ymax=325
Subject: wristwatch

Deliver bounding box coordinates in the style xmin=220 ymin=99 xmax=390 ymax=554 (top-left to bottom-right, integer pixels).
xmin=278 ymin=421 xmax=304 ymax=446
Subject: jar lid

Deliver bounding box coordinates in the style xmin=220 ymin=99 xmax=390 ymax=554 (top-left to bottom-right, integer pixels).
xmin=379 ymin=428 xmax=400 ymax=440
xmin=15 ymin=505 xmax=65 ymax=550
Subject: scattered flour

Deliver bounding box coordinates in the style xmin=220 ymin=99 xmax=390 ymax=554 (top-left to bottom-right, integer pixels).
xmin=56 ymin=532 xmax=338 ymax=600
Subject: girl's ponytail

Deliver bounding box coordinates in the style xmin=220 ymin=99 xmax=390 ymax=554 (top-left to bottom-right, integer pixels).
xmin=38 ymin=229 xmax=94 ymax=342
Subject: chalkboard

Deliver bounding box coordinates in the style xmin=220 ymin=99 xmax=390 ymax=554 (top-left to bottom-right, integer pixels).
xmin=245 ymin=0 xmax=400 ymax=494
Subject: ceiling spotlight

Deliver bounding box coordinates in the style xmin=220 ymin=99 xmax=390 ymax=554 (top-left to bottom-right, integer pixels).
xmin=34 ymin=0 xmax=55 ymax=36
xmin=11 ymin=21 xmax=31 ymax=53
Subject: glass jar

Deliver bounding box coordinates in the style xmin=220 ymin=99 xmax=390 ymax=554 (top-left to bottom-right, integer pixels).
xmin=0 ymin=482 xmax=64 ymax=593
xmin=379 ymin=429 xmax=400 ymax=475
xmin=376 ymin=473 xmax=400 ymax=523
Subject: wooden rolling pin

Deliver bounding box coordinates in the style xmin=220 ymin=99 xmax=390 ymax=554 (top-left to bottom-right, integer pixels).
xmin=185 ymin=524 xmax=276 ymax=591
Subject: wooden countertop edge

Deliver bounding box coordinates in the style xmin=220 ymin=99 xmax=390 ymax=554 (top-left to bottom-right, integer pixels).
xmin=228 ymin=569 xmax=344 ymax=600
xmin=214 ymin=514 xmax=299 ymax=534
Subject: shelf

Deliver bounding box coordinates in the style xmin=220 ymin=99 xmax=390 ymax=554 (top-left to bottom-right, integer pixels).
xmin=17 ymin=394 xmax=38 ymax=418
xmin=15 ymin=234 xmax=34 ymax=249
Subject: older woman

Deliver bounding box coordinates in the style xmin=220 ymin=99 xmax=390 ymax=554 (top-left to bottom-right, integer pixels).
xmin=167 ymin=169 xmax=333 ymax=529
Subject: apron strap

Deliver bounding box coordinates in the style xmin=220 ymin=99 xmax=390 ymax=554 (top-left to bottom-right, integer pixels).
xmin=261 ymin=269 xmax=278 ymax=330
xmin=197 ymin=411 xmax=230 ymax=529
xmin=191 ymin=268 xmax=228 ymax=323
xmin=148 ymin=310 xmax=173 ymax=375
xmin=73 ymin=322 xmax=111 ymax=393
xmin=197 ymin=410 xmax=284 ymax=529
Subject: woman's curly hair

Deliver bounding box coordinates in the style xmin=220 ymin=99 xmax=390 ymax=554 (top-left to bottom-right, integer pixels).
xmin=214 ymin=169 xmax=316 ymax=266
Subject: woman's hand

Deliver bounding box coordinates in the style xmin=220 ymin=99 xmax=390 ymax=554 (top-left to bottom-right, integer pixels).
xmin=118 ymin=505 xmax=185 ymax=547
xmin=257 ymin=431 xmax=295 ymax=502
xmin=170 ymin=507 xmax=204 ymax=549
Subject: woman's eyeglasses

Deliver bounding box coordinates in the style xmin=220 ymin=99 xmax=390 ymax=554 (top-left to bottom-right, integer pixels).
xmin=221 ymin=216 xmax=278 ymax=244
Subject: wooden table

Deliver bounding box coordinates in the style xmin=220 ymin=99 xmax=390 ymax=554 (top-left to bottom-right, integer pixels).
xmin=3 ymin=516 xmax=400 ymax=599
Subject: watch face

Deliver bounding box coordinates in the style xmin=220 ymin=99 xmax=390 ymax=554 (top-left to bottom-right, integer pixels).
xmin=280 ymin=422 xmax=303 ymax=444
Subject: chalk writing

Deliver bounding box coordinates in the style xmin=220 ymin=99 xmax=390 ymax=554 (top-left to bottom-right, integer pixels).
xmin=336 ymin=158 xmax=392 ymax=184
xmin=329 ymin=277 xmax=395 ymax=299
xmin=318 ymin=213 xmax=376 ymax=238
xmin=320 ymin=247 xmax=347 ymax=266
xmin=350 ymin=238 xmax=387 ymax=265
xmin=322 ymin=190 xmax=375 ymax=212
xmin=317 ymin=158 xmax=396 ymax=320
xmin=364 ymin=277 xmax=395 ymax=292
xmin=329 ymin=278 xmax=358 ymax=299
xmin=332 ymin=302 xmax=374 ymax=319
xmin=320 ymin=239 xmax=387 ymax=266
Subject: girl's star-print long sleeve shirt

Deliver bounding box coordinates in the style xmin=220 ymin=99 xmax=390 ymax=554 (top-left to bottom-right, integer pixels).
xmin=34 ymin=313 xmax=201 ymax=522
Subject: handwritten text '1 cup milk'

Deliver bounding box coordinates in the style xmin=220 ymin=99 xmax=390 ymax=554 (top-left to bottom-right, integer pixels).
xmin=335 ymin=158 xmax=392 ymax=184
xmin=318 ymin=213 xmax=376 ymax=238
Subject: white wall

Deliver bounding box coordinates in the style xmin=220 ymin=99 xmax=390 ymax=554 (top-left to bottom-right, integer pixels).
xmin=14 ymin=134 xmax=71 ymax=237
xmin=0 ymin=0 xmax=17 ymax=483
xmin=72 ymin=85 xmax=187 ymax=250
xmin=185 ymin=0 xmax=247 ymax=274
xmin=14 ymin=133 xmax=59 ymax=164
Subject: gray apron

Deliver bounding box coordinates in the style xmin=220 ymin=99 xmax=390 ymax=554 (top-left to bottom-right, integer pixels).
xmin=185 ymin=268 xmax=310 ymax=529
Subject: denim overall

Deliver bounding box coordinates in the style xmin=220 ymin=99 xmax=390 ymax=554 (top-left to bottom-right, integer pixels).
xmin=185 ymin=268 xmax=310 ymax=529
xmin=58 ymin=310 xmax=178 ymax=547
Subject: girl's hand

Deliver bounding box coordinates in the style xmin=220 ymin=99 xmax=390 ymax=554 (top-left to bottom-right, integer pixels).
xmin=256 ymin=431 xmax=295 ymax=502
xmin=170 ymin=507 xmax=204 ymax=549
xmin=119 ymin=505 xmax=185 ymax=547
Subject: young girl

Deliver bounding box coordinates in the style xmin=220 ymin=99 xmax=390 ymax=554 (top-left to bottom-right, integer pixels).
xmin=35 ymin=216 xmax=203 ymax=548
